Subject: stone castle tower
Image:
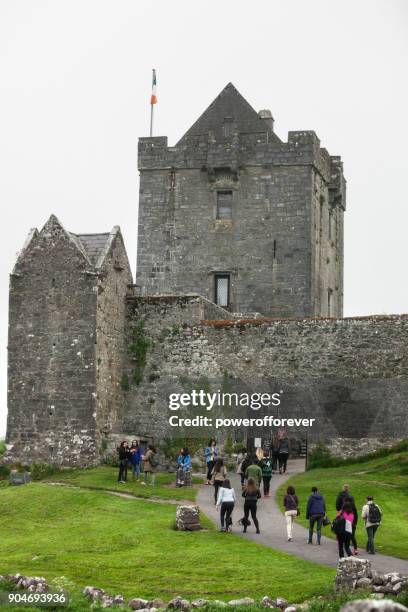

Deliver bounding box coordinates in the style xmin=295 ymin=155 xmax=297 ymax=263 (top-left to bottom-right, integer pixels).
xmin=136 ymin=83 xmax=346 ymax=317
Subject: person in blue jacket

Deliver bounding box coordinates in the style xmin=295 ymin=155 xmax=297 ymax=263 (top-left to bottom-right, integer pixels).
xmin=204 ymin=439 xmax=219 ymax=484
xmin=129 ymin=440 xmax=142 ymax=481
xmin=306 ymin=486 xmax=326 ymax=544
xmin=176 ymin=448 xmax=191 ymax=487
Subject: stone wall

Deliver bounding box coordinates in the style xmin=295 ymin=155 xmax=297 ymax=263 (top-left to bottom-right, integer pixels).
xmin=120 ymin=296 xmax=408 ymax=446
xmin=6 ymin=218 xmax=99 ymax=465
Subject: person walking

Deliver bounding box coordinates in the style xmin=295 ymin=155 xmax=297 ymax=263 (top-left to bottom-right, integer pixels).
xmin=278 ymin=436 xmax=290 ymax=474
xmin=142 ymin=444 xmax=158 ymax=486
xmin=216 ymin=478 xmax=236 ymax=532
xmin=336 ymin=501 xmax=355 ymax=558
xmin=260 ymin=451 xmax=273 ymax=497
xmin=129 ymin=440 xmax=142 ymax=481
xmin=117 ymin=440 xmax=130 ymax=483
xmin=362 ymin=495 xmax=382 ymax=554
xmin=336 ymin=484 xmax=359 ymax=554
xmin=245 ymin=455 xmax=262 ymax=486
xmin=242 ymin=477 xmax=261 ymax=534
xmin=205 ymin=439 xmax=219 ymax=485
xmin=271 ymin=435 xmax=280 ymax=472
xmin=306 ymin=486 xmax=326 ymax=545
xmin=211 ymin=458 xmax=226 ymax=504
xmin=236 ymin=448 xmax=248 ymax=488
xmin=283 ymin=485 xmax=299 ymax=541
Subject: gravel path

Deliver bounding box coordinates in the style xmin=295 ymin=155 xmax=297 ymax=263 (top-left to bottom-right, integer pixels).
xmin=197 ymin=459 xmax=408 ymax=574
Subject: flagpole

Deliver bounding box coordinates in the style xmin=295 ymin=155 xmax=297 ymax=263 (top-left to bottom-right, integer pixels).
xmin=150 ymin=102 xmax=154 ymax=137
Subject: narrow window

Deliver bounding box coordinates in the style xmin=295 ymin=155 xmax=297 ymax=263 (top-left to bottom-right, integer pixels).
xmin=329 ymin=211 xmax=332 ymax=240
xmin=273 ymin=239 xmax=277 ymax=259
xmin=328 ymin=289 xmax=332 ymax=316
xmin=170 ymin=168 xmax=176 ymax=189
xmin=223 ymin=117 xmax=233 ymax=137
xmin=216 ymin=190 xmax=232 ymax=220
xmin=214 ymin=274 xmax=230 ymax=308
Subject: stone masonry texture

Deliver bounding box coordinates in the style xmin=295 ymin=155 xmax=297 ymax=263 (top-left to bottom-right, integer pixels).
xmin=136 ymin=83 xmax=346 ymax=317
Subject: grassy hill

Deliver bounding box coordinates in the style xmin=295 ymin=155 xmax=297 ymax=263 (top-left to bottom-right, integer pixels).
xmin=0 ymin=482 xmax=334 ymax=605
xmin=277 ymin=446 xmax=408 ymax=559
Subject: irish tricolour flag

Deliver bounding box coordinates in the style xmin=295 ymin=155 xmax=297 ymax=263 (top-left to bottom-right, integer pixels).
xmin=151 ymin=69 xmax=157 ymax=105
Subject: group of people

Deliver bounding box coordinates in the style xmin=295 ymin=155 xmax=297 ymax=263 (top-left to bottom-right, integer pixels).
xmin=205 ymin=441 xmax=382 ymax=556
xmin=282 ymin=482 xmax=382 ymax=557
xmin=116 ymin=440 xmax=158 ymax=485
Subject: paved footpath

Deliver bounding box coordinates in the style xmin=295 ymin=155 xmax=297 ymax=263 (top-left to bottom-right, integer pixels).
xmin=197 ymin=459 xmax=408 ymax=574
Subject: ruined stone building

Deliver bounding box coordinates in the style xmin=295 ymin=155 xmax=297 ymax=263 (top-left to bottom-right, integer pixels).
xmin=5 ymin=84 xmax=408 ymax=466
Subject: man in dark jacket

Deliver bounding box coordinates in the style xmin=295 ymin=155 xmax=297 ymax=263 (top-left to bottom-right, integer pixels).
xmin=336 ymin=484 xmax=359 ymax=554
xmin=306 ymin=486 xmax=326 ymax=544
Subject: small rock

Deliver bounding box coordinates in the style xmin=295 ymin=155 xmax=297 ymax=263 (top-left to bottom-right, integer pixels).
xmin=284 ymin=607 xmax=297 ymax=612
xmin=274 ymin=598 xmax=289 ymax=610
xmin=371 ymin=572 xmax=386 ymax=586
xmin=261 ymin=596 xmax=274 ymax=607
xmin=147 ymin=599 xmax=166 ymax=609
xmin=340 ymin=598 xmax=408 ymax=610
xmin=228 ymin=597 xmax=255 ymax=606
xmin=113 ymin=594 xmax=124 ymax=605
xmin=167 ymin=597 xmax=190 ymax=610
xmin=128 ymin=599 xmax=149 ymax=610
xmin=357 ymin=577 xmax=373 ymax=588
xmin=191 ymin=599 xmax=208 ymax=608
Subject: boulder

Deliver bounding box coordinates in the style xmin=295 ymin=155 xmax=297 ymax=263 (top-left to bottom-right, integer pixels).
xmin=274 ymin=598 xmax=289 ymax=609
xmin=340 ymin=599 xmax=408 ymax=611
xmin=284 ymin=607 xmax=297 ymax=612
xmin=336 ymin=557 xmax=372 ymax=591
xmin=175 ymin=506 xmax=201 ymax=531
xmin=147 ymin=599 xmax=166 ymax=609
xmin=371 ymin=572 xmax=386 ymax=586
xmin=356 ymin=577 xmax=373 ymax=589
xmin=228 ymin=598 xmax=255 ymax=606
xmin=191 ymin=600 xmax=208 ymax=608
xmin=128 ymin=599 xmax=149 ymax=610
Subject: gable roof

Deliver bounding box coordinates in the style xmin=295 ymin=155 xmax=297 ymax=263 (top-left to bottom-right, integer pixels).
xmin=177 ymin=82 xmax=280 ymax=145
xmin=73 ymin=233 xmax=112 ymax=266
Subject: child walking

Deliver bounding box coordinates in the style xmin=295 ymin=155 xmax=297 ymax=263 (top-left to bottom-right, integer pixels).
xmin=283 ymin=485 xmax=299 ymax=541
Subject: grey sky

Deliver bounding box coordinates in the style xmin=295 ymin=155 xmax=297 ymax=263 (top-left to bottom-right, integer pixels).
xmin=1 ymin=0 xmax=407 ymax=436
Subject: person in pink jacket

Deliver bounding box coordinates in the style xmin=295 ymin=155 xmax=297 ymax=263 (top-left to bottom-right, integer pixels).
xmin=337 ymin=500 xmax=355 ymax=558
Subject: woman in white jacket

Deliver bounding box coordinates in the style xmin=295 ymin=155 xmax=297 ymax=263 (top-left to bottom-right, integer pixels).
xmin=216 ymin=479 xmax=236 ymax=532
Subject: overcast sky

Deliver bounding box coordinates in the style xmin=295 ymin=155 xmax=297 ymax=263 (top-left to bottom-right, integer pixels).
xmin=1 ymin=0 xmax=407 ymax=436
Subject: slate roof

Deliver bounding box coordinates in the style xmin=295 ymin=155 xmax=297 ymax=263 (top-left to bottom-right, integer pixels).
xmin=177 ymin=82 xmax=281 ymax=145
xmin=72 ymin=233 xmax=112 ymax=267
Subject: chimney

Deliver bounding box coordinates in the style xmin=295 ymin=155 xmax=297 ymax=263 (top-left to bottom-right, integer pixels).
xmin=258 ymin=109 xmax=274 ymax=132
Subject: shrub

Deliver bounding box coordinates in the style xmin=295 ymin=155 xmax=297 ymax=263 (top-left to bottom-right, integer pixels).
xmin=307 ymin=444 xmax=335 ymax=470
xmin=0 ymin=464 xmax=10 ymax=480
xmin=0 ymin=440 xmax=5 ymax=456
xmin=30 ymin=461 xmax=61 ymax=481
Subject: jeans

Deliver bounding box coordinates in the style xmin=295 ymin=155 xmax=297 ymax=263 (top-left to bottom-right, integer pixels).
xmin=214 ymin=480 xmax=223 ymax=504
xmin=278 ymin=453 xmax=288 ymax=473
xmin=206 ymin=461 xmax=215 ymax=481
xmin=144 ymin=470 xmax=156 ymax=485
xmin=338 ymin=532 xmax=353 ymax=558
xmin=285 ymin=509 xmax=297 ymax=539
xmin=272 ymin=452 xmax=279 ymax=471
xmin=351 ymin=524 xmax=358 ymax=550
xmin=308 ymin=514 xmax=324 ymax=544
xmin=220 ymin=502 xmax=234 ymax=529
xmin=118 ymin=460 xmax=128 ymax=482
xmin=243 ymin=500 xmax=260 ymax=532
xmin=240 ymin=473 xmax=245 ymax=487
xmin=131 ymin=463 xmax=140 ymax=479
xmin=262 ymin=476 xmax=271 ymax=496
xmin=366 ymin=525 xmax=379 ymax=553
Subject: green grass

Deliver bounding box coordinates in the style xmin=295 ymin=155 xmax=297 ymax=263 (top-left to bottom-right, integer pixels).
xmin=277 ymin=450 xmax=408 ymax=559
xmin=0 ymin=482 xmax=334 ymax=604
xmin=43 ymin=465 xmax=203 ymax=501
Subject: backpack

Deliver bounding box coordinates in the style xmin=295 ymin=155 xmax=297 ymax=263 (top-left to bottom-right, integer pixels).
xmin=261 ymin=459 xmax=272 ymax=476
xmin=368 ymin=503 xmax=382 ymax=524
xmin=150 ymin=454 xmax=159 ymax=468
xmin=331 ymin=514 xmax=346 ymax=535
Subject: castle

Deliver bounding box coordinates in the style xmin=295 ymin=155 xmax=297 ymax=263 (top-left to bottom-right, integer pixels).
xmin=5 ymin=84 xmax=408 ymax=466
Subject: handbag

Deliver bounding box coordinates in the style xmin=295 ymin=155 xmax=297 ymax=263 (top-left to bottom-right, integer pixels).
xmin=322 ymin=514 xmax=331 ymax=527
